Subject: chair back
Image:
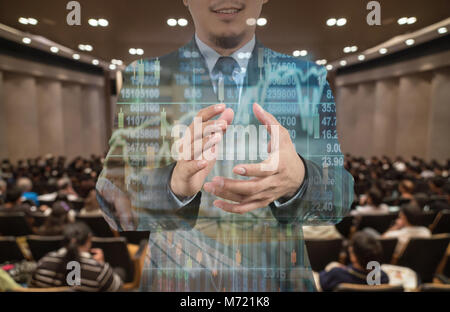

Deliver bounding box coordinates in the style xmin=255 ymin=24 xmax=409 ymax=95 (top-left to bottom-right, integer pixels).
xmin=419 ymin=283 xmax=450 ymax=292
xmin=91 ymin=237 xmax=134 ymax=283
xmin=27 ymin=235 xmax=64 ymax=261
xmin=396 ymin=234 xmax=450 ymax=283
xmin=335 ymin=283 xmax=404 ymax=292
xmin=30 ymin=212 xmax=48 ymax=228
xmin=419 ymin=211 xmax=438 ymax=228
xmin=0 ymin=236 xmax=25 ymax=263
xmin=430 ymin=210 xmax=450 ymax=234
xmin=356 ymin=213 xmax=398 ymax=233
xmin=335 ymin=216 xmax=354 ymax=238
xmin=378 ymin=238 xmax=398 ymax=264
xmin=0 ymin=212 xmax=33 ymax=236
xmin=76 ymin=215 xmax=115 ymax=237
xmin=119 ymin=231 xmax=150 ymax=245
xmin=305 ymin=238 xmax=343 ymax=272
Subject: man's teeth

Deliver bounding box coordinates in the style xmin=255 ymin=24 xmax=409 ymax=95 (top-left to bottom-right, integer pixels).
xmin=216 ymin=9 xmax=239 ymax=14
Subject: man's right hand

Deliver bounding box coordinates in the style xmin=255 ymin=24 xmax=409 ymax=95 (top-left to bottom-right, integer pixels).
xmin=170 ymin=104 xmax=234 ymax=198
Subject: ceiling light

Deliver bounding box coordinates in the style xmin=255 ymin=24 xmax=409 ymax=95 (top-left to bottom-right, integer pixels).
xmin=177 ymin=18 xmax=188 ymax=27
xmin=343 ymin=46 xmax=352 ymax=53
xmin=351 ymin=46 xmax=358 ymax=52
xmin=72 ymin=54 xmax=80 ymax=60
xmin=326 ymin=65 xmax=333 ymax=71
xmin=88 ymin=19 xmax=98 ymax=27
xmin=358 ymin=54 xmax=366 ymax=61
xmin=379 ymin=48 xmax=388 ymax=54
xmin=246 ymin=18 xmax=256 ymax=26
xmin=78 ymin=44 xmax=85 ymax=51
xmin=98 ymin=18 xmax=109 ymax=27
xmin=340 ymin=60 xmax=347 ymax=66
xmin=109 ymin=64 xmax=117 ymax=70
xmin=112 ymin=59 xmax=123 ymax=66
xmin=300 ymin=50 xmax=308 ymax=57
xmin=407 ymin=17 xmax=417 ymax=25
xmin=84 ymin=45 xmax=93 ymax=52
xmin=28 ymin=18 xmax=38 ymax=25
xmin=136 ymin=48 xmax=144 ymax=56
xmin=336 ymin=18 xmax=347 ymax=26
xmin=293 ymin=50 xmax=301 ymax=57
xmin=316 ymin=59 xmax=327 ymax=65
xmin=18 ymin=17 xmax=29 ymax=25
xmin=50 ymin=46 xmax=59 ymax=53
xmin=129 ymin=48 xmax=137 ymax=55
xmin=397 ymin=17 xmax=408 ymax=25
xmin=167 ymin=18 xmax=177 ymax=27
xmin=405 ymin=39 xmax=415 ymax=46
xmin=22 ymin=37 xmax=31 ymax=44
xmin=257 ymin=18 xmax=267 ymax=26
xmin=92 ymin=59 xmax=99 ymax=65
xmin=326 ymin=18 xmax=337 ymax=27
xmin=438 ymin=27 xmax=447 ymax=34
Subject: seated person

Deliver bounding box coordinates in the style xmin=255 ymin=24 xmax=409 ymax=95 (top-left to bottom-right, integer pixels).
xmin=0 ymin=186 xmax=31 ymax=215
xmin=29 ymin=222 xmax=123 ymax=291
xmin=0 ymin=179 xmax=7 ymax=204
xmin=302 ymin=225 xmax=342 ymax=239
xmin=398 ymin=180 xmax=415 ymax=201
xmin=34 ymin=201 xmax=73 ymax=236
xmin=79 ymin=189 xmax=102 ymax=216
xmin=351 ymin=187 xmax=389 ymax=216
xmin=17 ymin=177 xmax=39 ymax=206
xmin=38 ymin=177 xmax=79 ymax=202
xmin=318 ymin=231 xmax=389 ymax=291
xmin=382 ymin=202 xmax=431 ymax=255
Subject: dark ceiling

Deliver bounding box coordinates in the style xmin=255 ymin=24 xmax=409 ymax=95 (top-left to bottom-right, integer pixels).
xmin=0 ymin=0 xmax=449 ymax=66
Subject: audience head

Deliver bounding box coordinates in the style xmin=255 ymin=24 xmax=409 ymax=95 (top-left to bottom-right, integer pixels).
xmin=83 ymin=189 xmax=100 ymax=213
xmin=0 ymin=179 xmax=6 ymax=194
xmin=5 ymin=186 xmax=22 ymax=205
xmin=17 ymin=177 xmax=33 ymax=193
xmin=367 ymin=187 xmax=383 ymax=207
xmin=57 ymin=177 xmax=71 ymax=191
xmin=428 ymin=177 xmax=446 ymax=194
xmin=349 ymin=231 xmax=383 ymax=271
xmin=398 ymin=202 xmax=422 ymax=227
xmin=38 ymin=201 xmax=71 ymax=235
xmin=399 ymin=180 xmax=414 ymax=196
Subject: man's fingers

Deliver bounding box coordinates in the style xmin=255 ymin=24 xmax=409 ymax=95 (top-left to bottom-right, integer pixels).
xmin=233 ymin=159 xmax=277 ymax=177
xmin=253 ymin=103 xmax=280 ymax=129
xmin=207 ymin=176 xmax=269 ymax=196
xmin=197 ymin=103 xmax=226 ymax=121
xmin=178 ymin=159 xmax=208 ymax=177
xmin=214 ymin=199 xmax=269 ymax=214
xmin=191 ymin=133 xmax=222 ymax=159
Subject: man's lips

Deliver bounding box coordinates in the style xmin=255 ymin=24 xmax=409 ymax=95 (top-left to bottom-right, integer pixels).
xmin=211 ymin=7 xmax=243 ymax=18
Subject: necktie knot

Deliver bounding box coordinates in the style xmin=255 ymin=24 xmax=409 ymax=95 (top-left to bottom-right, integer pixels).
xmin=212 ymin=56 xmax=240 ymax=78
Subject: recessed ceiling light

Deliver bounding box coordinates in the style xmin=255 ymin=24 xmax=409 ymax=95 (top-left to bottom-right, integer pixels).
xmin=257 ymin=18 xmax=267 ymax=26
xmin=78 ymin=44 xmax=85 ymax=51
xmin=343 ymin=46 xmax=352 ymax=53
xmin=22 ymin=37 xmax=31 ymax=44
xmin=92 ymin=59 xmax=99 ymax=65
xmin=50 ymin=46 xmax=59 ymax=53
xmin=326 ymin=18 xmax=337 ymax=27
xmin=109 ymin=64 xmax=117 ymax=70
xmin=136 ymin=48 xmax=144 ymax=56
xmin=293 ymin=50 xmax=301 ymax=57
xmin=405 ymin=39 xmax=415 ymax=46
xmin=112 ymin=59 xmax=123 ymax=66
xmin=351 ymin=46 xmax=358 ymax=52
xmin=98 ymin=18 xmax=109 ymax=27
xmin=326 ymin=64 xmax=333 ymax=71
xmin=316 ymin=59 xmax=327 ymax=65
xmin=129 ymin=48 xmax=137 ymax=55
xmin=177 ymin=18 xmax=188 ymax=27
xmin=438 ymin=27 xmax=448 ymax=34
xmin=246 ymin=18 xmax=256 ymax=26
xmin=336 ymin=18 xmax=347 ymax=26
xmin=300 ymin=50 xmax=308 ymax=57
xmin=18 ymin=17 xmax=29 ymax=25
xmin=397 ymin=17 xmax=408 ymax=25
xmin=72 ymin=54 xmax=80 ymax=60
xmin=28 ymin=18 xmax=38 ymax=25
xmin=379 ymin=48 xmax=388 ymax=54
xmin=358 ymin=54 xmax=366 ymax=61
xmin=340 ymin=60 xmax=347 ymax=66
xmin=84 ymin=45 xmax=93 ymax=52
xmin=88 ymin=19 xmax=98 ymax=27
xmin=167 ymin=18 xmax=177 ymax=27
xmin=407 ymin=17 xmax=417 ymax=25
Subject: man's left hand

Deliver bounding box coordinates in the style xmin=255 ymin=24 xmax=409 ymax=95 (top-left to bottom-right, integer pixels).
xmin=203 ymin=103 xmax=305 ymax=214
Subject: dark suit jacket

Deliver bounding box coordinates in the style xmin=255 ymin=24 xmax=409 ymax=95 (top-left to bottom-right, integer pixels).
xmin=96 ymin=37 xmax=354 ymax=291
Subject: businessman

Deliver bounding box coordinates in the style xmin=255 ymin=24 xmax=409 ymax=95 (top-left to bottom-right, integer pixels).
xmin=96 ymin=0 xmax=354 ymax=291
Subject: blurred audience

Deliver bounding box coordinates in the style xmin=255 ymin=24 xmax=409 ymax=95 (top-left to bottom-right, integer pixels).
xmin=29 ymin=222 xmax=123 ymax=291
xmin=34 ymin=201 xmax=74 ymax=236
xmin=318 ymin=231 xmax=389 ymax=291
xmin=79 ymin=189 xmax=102 ymax=216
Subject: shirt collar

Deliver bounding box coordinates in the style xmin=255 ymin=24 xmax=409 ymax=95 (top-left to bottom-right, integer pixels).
xmin=195 ymin=34 xmax=256 ymax=75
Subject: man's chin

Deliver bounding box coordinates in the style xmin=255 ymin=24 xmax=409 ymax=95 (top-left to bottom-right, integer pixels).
xmin=209 ymin=32 xmax=247 ymax=50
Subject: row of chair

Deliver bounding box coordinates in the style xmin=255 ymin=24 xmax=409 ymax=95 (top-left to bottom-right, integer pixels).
xmin=0 ymin=235 xmax=148 ymax=290
xmin=305 ymin=234 xmax=450 ymax=283
xmin=335 ymin=210 xmax=450 ymax=238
